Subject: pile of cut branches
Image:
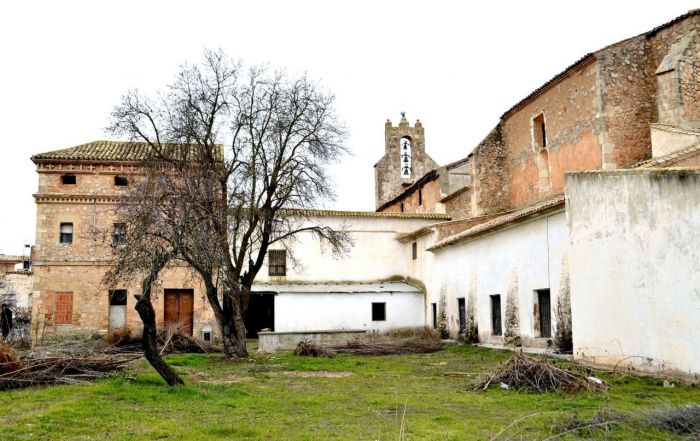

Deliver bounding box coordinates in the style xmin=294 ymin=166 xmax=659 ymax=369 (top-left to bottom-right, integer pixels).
xmin=468 ymin=352 xmax=608 ymax=393
xmin=332 ymin=333 xmax=443 ymax=356
xmin=157 ymin=330 xmax=222 ymax=355
xmin=102 ymin=328 xmax=221 ymax=355
xmin=293 ymin=339 xmax=335 ymax=358
xmin=0 ymin=350 xmax=138 ymax=390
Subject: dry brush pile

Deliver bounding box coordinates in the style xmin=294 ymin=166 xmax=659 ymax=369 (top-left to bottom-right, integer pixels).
xmin=469 ymin=352 xmax=608 ymax=394
xmin=0 ymin=342 xmax=138 ymax=390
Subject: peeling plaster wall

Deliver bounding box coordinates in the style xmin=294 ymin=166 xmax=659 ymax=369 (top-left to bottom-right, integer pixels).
xmin=427 ymin=212 xmax=567 ymax=346
xmin=566 ymin=169 xmax=700 ymax=378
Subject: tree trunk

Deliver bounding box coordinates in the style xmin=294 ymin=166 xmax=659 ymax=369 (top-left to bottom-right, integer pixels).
xmin=135 ymin=295 xmax=184 ymax=386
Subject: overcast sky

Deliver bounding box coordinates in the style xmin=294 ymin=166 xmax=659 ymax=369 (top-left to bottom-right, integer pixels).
xmin=0 ymin=0 xmax=697 ymax=255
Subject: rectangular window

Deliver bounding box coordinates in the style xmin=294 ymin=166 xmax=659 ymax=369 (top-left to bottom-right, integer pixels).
xmin=109 ymin=289 xmax=127 ymax=306
xmin=54 ymin=291 xmax=74 ymax=324
xmin=412 ymin=242 xmax=417 ymax=260
xmin=458 ymin=298 xmax=466 ymax=333
xmin=431 ymin=302 xmax=437 ymax=329
xmin=537 ymin=289 xmax=552 ymax=338
xmin=490 ymin=295 xmax=502 ymax=336
xmin=114 ymin=176 xmax=128 ymax=186
xmin=372 ymin=302 xmax=386 ymax=321
xmin=268 ymin=250 xmax=286 ymax=276
xmin=533 ymin=113 xmax=546 ymax=149
xmin=112 ymin=223 xmax=127 ymax=245
xmin=400 ymin=202 xmax=404 ymax=212
xmin=418 ymin=189 xmax=423 ymax=206
xmin=61 ymin=175 xmax=76 ymax=185
xmin=59 ymin=222 xmax=73 ymax=244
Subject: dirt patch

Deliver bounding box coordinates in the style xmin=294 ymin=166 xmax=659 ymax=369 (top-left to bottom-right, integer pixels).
xmin=275 ymin=371 xmax=352 ymax=378
xmin=188 ymin=373 xmax=257 ymax=384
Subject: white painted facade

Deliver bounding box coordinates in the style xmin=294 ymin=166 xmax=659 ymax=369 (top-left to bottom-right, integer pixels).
xmin=566 ymin=169 xmax=700 ymax=378
xmin=257 ymin=214 xmax=443 ymax=284
xmin=256 ymin=283 xmax=424 ymax=333
xmin=253 ymin=213 xmax=443 ymax=335
xmin=427 ymin=212 xmax=568 ymax=346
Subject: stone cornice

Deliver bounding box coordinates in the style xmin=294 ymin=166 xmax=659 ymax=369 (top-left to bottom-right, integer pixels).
xmin=33 ymin=193 xmax=124 ymax=204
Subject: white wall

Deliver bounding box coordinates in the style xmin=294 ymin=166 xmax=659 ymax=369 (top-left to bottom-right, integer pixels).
xmin=274 ymin=292 xmax=424 ymax=332
xmin=567 ymin=169 xmax=700 ymax=377
xmin=427 ymin=212 xmax=568 ymax=346
xmin=258 ymin=215 xmax=439 ymax=283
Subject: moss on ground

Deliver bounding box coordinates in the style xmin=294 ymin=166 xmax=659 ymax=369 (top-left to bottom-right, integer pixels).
xmin=1 ymin=345 xmax=698 ymax=440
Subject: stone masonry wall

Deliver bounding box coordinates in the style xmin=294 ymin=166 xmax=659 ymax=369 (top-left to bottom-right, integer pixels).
xmin=502 ymin=61 xmax=601 ymax=208
xmin=33 ymin=162 xmax=218 ymax=338
xmin=375 ymin=117 xmax=438 ymax=209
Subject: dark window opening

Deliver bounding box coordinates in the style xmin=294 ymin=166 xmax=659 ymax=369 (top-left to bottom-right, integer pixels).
xmin=400 ymin=202 xmax=404 ymax=212
xmin=372 ymin=302 xmax=386 ymax=321
xmin=412 ymin=242 xmax=417 ymax=260
xmin=203 ymin=331 xmax=211 ymax=342
xmin=59 ymin=222 xmax=73 ymax=244
xmin=418 ymin=189 xmax=423 ymax=206
xmin=458 ymin=298 xmax=466 ymax=333
xmin=61 ymin=175 xmax=76 ymax=185
xmin=533 ymin=113 xmax=546 ymax=149
xmin=537 ymin=289 xmax=552 ymax=338
xmin=112 ymin=223 xmax=127 ymax=245
xmin=109 ymin=289 xmax=127 ymax=306
xmin=431 ymin=302 xmax=437 ymax=329
xmin=490 ymin=294 xmax=502 ymax=336
xmin=268 ymin=250 xmax=286 ymax=276
xmin=114 ymin=176 xmax=128 ymax=186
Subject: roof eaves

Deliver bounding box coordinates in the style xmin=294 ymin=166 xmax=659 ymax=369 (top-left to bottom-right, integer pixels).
xmin=428 ymin=195 xmax=565 ymax=251
xmin=376 ymin=169 xmax=440 ymax=212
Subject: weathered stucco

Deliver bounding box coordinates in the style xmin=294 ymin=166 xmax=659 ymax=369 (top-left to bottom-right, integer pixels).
xmin=566 ymin=169 xmax=700 ymax=378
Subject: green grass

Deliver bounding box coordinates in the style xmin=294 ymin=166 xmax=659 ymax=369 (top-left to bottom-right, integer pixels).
xmin=1 ymin=345 xmax=698 ymax=440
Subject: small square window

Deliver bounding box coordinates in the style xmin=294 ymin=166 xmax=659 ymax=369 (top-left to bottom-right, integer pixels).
xmin=61 ymin=175 xmax=76 ymax=185
xmin=109 ymin=289 xmax=127 ymax=306
xmin=372 ymin=302 xmax=386 ymax=321
xmin=59 ymin=223 xmax=73 ymax=244
xmin=114 ymin=176 xmax=128 ymax=186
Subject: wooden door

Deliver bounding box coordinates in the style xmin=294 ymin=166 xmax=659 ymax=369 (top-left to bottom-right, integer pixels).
xmin=54 ymin=291 xmax=73 ymax=324
xmin=164 ymin=289 xmax=194 ymax=335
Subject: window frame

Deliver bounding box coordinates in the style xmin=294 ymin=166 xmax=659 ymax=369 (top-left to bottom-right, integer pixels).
xmin=59 ymin=222 xmax=73 ymax=244
xmin=268 ymin=249 xmax=287 ymax=276
xmin=61 ymin=175 xmax=77 ymax=185
xmin=114 ymin=175 xmax=129 ymax=187
xmin=412 ymin=242 xmax=417 ymax=260
xmin=112 ymin=223 xmax=127 ymax=245
xmin=371 ymin=302 xmax=386 ymax=321
xmin=532 ymin=113 xmax=547 ymax=150
xmin=490 ymin=294 xmax=502 ymax=336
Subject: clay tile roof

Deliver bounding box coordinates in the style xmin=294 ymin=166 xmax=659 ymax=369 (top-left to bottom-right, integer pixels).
xmin=427 ymin=195 xmax=565 ymax=251
xmin=31 ymin=140 xmax=223 ymax=163
xmin=281 ymin=208 xmax=450 ymax=220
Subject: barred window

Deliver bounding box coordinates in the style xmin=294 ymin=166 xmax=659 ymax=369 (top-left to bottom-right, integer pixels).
xmin=268 ymin=250 xmax=286 ymax=276
xmin=112 ymin=223 xmax=127 ymax=245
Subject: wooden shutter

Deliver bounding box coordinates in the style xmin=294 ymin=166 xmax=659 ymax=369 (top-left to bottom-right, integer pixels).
xmin=54 ymin=291 xmax=73 ymax=324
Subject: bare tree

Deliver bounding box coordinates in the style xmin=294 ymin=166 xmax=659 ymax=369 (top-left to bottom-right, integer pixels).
xmin=107 ymin=49 xmax=349 ymax=359
xmin=103 ymin=174 xmax=184 ymax=385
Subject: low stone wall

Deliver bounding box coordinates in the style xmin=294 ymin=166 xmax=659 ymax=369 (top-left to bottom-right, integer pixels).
xmin=258 ymin=329 xmax=366 ymax=352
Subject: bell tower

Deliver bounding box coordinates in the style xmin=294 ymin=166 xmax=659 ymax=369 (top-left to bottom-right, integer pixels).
xmin=374 ymin=113 xmax=438 ymax=209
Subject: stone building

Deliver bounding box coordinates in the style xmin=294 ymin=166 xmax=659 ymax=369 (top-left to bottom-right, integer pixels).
xmin=28 ymin=10 xmax=700 ymax=377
